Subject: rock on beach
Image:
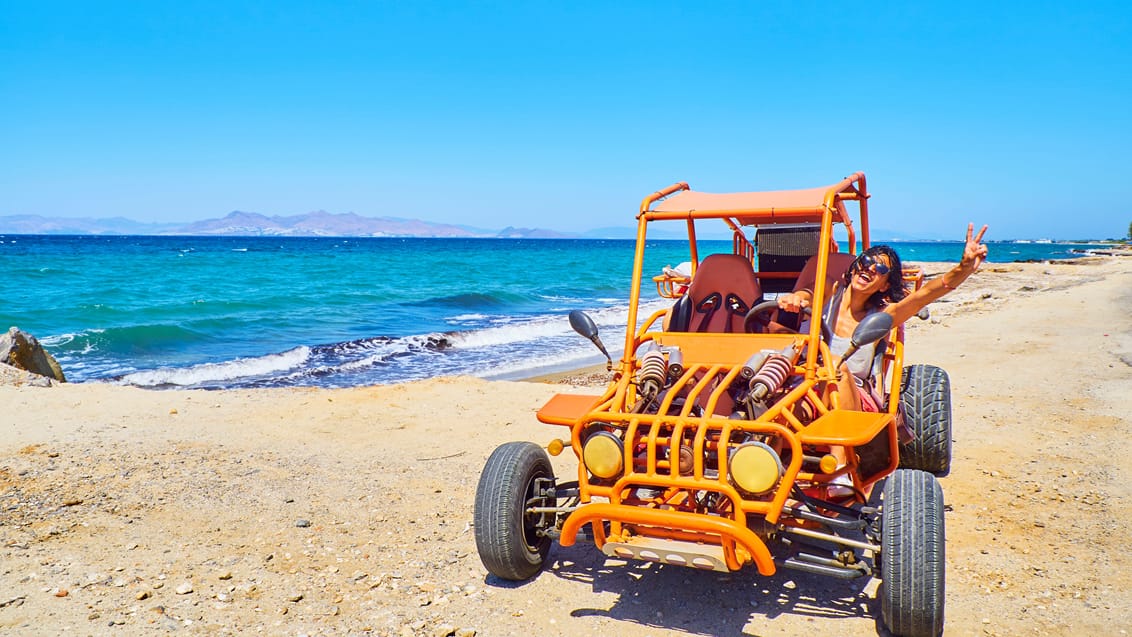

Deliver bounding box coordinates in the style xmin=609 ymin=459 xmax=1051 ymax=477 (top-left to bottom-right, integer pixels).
xmin=0 ymin=326 xmax=65 ymax=384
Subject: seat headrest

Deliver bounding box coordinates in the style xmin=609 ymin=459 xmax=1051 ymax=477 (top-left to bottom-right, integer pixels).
xmin=682 ymin=254 xmax=762 ymax=333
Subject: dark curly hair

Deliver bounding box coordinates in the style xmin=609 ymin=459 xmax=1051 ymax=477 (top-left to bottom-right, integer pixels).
xmin=843 ymin=245 xmax=908 ymax=310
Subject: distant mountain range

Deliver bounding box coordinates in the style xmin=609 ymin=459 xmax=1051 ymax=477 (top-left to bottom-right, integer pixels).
xmin=0 ymin=210 xmax=934 ymax=241
xmin=0 ymin=214 xmax=184 ymax=236
xmin=0 ymin=210 xmax=573 ymax=239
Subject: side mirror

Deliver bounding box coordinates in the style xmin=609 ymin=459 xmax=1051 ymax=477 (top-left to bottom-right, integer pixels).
xmin=569 ymin=310 xmax=613 ymax=370
xmin=852 ymin=311 xmax=894 ymax=347
xmin=835 ymin=311 xmax=894 ymax=368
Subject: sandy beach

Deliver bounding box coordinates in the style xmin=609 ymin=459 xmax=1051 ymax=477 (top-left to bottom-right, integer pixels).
xmin=2 ymin=255 xmax=1131 ymax=636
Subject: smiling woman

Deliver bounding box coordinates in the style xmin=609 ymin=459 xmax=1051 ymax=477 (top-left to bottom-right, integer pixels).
xmin=777 ymin=222 xmax=990 ymax=410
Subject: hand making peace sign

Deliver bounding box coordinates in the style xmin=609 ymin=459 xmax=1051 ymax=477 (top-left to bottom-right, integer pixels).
xmin=961 ymin=223 xmax=989 ymax=271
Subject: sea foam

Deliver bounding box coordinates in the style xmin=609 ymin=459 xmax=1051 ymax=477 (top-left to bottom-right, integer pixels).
xmin=120 ymin=346 xmax=312 ymax=387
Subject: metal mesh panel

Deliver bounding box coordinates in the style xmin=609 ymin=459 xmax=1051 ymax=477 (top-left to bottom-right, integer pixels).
xmin=756 ymin=225 xmax=821 ymax=294
xmin=757 ymin=225 xmax=821 ymax=257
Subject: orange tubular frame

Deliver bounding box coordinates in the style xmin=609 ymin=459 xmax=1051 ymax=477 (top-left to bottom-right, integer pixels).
xmin=629 ymin=173 xmax=872 ymax=384
xmin=542 ymin=172 xmax=901 ymax=576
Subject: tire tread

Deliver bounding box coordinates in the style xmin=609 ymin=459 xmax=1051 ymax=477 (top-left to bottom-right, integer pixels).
xmin=881 ymin=469 xmax=946 ymax=637
xmin=899 ymin=365 xmax=952 ymax=476
xmin=473 ymin=442 xmax=552 ymax=581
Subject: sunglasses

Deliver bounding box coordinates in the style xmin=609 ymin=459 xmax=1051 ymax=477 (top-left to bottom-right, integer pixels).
xmin=854 ymin=253 xmax=891 ymax=276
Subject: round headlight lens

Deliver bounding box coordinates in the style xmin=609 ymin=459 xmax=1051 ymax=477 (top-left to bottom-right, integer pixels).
xmin=730 ymin=442 xmax=784 ymax=495
xmin=582 ymin=431 xmax=624 ymax=479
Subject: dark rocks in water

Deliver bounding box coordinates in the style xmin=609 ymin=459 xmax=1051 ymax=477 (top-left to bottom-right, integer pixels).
xmin=0 ymin=327 xmax=66 ymax=383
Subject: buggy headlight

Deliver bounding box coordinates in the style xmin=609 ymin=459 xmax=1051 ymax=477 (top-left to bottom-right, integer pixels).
xmin=729 ymin=442 xmax=784 ymax=495
xmin=582 ymin=431 xmax=624 ymax=479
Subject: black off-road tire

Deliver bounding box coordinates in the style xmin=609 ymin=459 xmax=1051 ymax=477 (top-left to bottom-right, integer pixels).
xmin=474 ymin=441 xmax=554 ymax=581
xmin=880 ymin=469 xmax=946 ymax=637
xmin=899 ymin=365 xmax=952 ymax=476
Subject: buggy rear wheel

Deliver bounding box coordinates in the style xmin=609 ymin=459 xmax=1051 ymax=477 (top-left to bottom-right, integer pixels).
xmin=880 ymin=469 xmax=946 ymax=637
xmin=899 ymin=364 xmax=952 ymax=476
xmin=474 ymin=441 xmax=554 ymax=581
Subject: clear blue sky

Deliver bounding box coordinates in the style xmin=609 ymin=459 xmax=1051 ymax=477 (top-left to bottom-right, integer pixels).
xmin=2 ymin=2 xmax=1129 ymax=239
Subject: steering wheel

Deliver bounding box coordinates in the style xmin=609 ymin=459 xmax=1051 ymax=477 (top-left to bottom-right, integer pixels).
xmin=744 ymin=300 xmax=782 ymax=333
xmin=744 ymin=300 xmax=812 ymax=333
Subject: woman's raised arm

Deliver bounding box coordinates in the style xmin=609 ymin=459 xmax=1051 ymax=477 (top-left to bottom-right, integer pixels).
xmin=886 ymin=223 xmax=989 ymax=325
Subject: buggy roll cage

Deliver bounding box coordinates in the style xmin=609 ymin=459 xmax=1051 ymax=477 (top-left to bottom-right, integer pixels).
xmin=625 ymin=172 xmax=871 ymax=384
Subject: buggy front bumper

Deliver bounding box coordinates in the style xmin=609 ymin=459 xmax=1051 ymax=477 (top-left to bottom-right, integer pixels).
xmin=558 ymin=502 xmax=777 ymax=575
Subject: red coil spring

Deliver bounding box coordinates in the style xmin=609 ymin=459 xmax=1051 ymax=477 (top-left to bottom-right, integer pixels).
xmin=749 ymin=354 xmax=791 ymax=400
xmin=638 ymin=349 xmax=667 ymax=390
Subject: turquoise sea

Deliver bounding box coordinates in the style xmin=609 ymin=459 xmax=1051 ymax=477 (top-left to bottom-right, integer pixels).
xmin=0 ymin=235 xmax=1102 ymax=389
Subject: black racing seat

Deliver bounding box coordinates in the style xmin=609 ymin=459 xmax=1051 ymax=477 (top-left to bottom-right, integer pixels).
xmin=668 ymin=254 xmax=763 ymax=333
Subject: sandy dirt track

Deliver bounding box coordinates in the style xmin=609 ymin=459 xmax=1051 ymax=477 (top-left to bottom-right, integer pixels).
xmin=2 ymin=256 xmax=1131 ymax=636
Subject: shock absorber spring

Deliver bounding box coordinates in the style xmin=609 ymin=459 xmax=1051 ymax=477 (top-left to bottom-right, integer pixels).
xmin=631 ymin=346 xmax=669 ymax=414
xmin=637 ymin=347 xmax=668 ymax=397
xmin=749 ymin=354 xmax=792 ymax=400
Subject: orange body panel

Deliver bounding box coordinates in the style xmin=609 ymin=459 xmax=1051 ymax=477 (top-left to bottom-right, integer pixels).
xmin=797 ymin=411 xmax=892 ymax=445
xmin=646 ymin=332 xmax=800 ymax=366
xmin=536 ymin=393 xmax=604 ymax=426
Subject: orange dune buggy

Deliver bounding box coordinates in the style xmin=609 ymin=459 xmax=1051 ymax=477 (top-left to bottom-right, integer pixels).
xmin=474 ymin=173 xmax=952 ymax=637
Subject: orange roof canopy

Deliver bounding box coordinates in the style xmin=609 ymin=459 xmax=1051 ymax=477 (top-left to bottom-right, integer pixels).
xmin=651 ymin=185 xmax=834 ymax=214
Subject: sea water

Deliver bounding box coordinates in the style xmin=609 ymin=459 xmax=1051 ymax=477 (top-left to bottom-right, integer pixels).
xmin=0 ymin=235 xmax=1101 ymax=389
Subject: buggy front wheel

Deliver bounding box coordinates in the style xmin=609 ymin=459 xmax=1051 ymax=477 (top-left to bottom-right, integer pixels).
xmin=879 ymin=468 xmax=946 ymax=637
xmin=474 ymin=441 xmax=555 ymax=581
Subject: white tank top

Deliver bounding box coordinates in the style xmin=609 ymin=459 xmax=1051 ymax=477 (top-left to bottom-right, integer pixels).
xmin=818 ymin=284 xmax=883 ymax=382
xmin=828 ymin=333 xmax=877 ymax=381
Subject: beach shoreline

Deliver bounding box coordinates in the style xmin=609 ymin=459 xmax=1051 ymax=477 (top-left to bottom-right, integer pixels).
xmin=2 ymin=255 xmax=1131 ymax=635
